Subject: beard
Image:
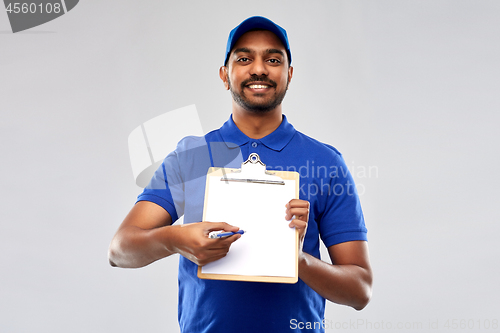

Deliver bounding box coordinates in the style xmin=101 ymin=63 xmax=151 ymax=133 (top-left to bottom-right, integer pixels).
xmin=228 ymin=75 xmax=289 ymax=114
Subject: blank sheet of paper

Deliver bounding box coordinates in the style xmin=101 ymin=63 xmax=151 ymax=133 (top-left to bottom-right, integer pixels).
xmin=201 ymin=176 xmax=297 ymax=279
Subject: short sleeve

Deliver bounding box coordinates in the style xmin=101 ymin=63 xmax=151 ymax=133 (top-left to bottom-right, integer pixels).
xmin=319 ymin=153 xmax=367 ymax=248
xmin=136 ymin=150 xmax=185 ymax=223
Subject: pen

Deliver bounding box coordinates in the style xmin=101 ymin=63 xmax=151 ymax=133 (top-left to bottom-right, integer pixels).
xmin=208 ymin=230 xmax=245 ymax=239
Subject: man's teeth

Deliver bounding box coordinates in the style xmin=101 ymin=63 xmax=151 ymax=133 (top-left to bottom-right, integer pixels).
xmin=248 ymin=84 xmax=270 ymax=89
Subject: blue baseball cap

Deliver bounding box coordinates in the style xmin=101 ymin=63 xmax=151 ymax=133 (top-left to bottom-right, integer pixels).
xmin=224 ymin=16 xmax=291 ymax=66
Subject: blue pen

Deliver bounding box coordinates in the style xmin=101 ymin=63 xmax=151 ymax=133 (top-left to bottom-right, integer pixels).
xmin=208 ymin=230 xmax=245 ymax=239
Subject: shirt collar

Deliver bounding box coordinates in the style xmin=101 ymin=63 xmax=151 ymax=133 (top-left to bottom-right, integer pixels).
xmin=219 ymin=114 xmax=296 ymax=152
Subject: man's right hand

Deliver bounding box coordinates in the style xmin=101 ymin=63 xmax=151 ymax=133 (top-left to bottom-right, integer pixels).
xmin=168 ymin=222 xmax=241 ymax=266
xmin=108 ymin=201 xmax=241 ymax=268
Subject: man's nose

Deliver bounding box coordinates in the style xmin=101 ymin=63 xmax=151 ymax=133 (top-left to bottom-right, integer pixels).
xmin=249 ymin=57 xmax=268 ymax=76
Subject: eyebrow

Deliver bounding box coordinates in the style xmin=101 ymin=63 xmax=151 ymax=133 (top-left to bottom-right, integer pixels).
xmin=266 ymin=48 xmax=285 ymax=57
xmin=233 ymin=47 xmax=285 ymax=58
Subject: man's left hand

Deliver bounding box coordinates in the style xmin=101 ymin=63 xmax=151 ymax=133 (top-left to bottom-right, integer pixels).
xmin=285 ymin=199 xmax=309 ymax=252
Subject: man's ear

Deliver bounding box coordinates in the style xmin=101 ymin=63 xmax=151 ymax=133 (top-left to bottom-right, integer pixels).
xmin=219 ymin=66 xmax=230 ymax=90
xmin=286 ymin=66 xmax=293 ymax=89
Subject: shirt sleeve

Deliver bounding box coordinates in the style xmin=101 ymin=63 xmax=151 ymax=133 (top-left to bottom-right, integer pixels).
xmin=319 ymin=153 xmax=367 ymax=248
xmin=136 ymin=149 xmax=185 ymax=223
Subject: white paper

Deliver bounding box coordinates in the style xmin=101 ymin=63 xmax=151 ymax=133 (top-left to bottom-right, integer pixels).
xmin=201 ymin=177 xmax=296 ymax=277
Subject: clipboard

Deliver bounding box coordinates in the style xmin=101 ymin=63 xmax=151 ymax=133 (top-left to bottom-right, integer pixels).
xmin=197 ymin=153 xmax=300 ymax=283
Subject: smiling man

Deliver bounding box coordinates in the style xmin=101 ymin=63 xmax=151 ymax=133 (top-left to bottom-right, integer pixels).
xmin=109 ymin=16 xmax=372 ymax=333
xmin=223 ymin=30 xmax=291 ymax=114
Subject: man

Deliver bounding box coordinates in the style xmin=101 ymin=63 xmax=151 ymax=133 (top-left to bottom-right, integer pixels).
xmin=109 ymin=16 xmax=372 ymax=333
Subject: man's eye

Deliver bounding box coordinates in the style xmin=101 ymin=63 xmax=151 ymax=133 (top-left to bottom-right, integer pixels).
xmin=268 ymin=59 xmax=281 ymax=64
xmin=237 ymin=57 xmax=250 ymax=62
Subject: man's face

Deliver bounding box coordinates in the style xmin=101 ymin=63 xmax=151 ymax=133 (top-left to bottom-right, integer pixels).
xmin=221 ymin=30 xmax=293 ymax=114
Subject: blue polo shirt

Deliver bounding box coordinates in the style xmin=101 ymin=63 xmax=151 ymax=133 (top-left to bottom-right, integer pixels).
xmin=138 ymin=115 xmax=367 ymax=333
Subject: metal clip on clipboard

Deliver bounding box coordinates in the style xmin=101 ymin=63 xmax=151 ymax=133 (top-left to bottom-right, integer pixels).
xmin=220 ymin=153 xmax=285 ymax=185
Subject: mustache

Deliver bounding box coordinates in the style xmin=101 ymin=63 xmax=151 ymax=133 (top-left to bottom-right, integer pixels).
xmin=240 ymin=76 xmax=277 ymax=88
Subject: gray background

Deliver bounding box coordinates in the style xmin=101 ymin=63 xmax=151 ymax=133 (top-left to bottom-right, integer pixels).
xmin=1 ymin=1 xmax=499 ymax=332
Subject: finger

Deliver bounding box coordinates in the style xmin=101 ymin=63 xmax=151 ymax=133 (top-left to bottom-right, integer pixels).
xmin=198 ymin=252 xmax=229 ymax=266
xmin=204 ymin=222 xmax=240 ymax=232
xmin=289 ymin=219 xmax=307 ymax=230
xmin=205 ymin=246 xmax=232 ymax=256
xmin=286 ymin=199 xmax=310 ymax=208
xmin=285 ymin=200 xmax=310 ymax=219
xmin=201 ymin=242 xmax=238 ymax=264
xmin=285 ymin=207 xmax=309 ymax=220
xmin=197 ymin=242 xmax=233 ymax=257
xmin=285 ymin=209 xmax=309 ymax=222
xmin=210 ymin=234 xmax=241 ymax=247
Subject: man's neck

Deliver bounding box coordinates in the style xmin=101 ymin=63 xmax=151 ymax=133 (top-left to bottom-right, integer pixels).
xmin=232 ymin=105 xmax=283 ymax=139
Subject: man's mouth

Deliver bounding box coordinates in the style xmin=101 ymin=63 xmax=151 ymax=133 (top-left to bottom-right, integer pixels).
xmin=247 ymin=84 xmax=271 ymax=89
